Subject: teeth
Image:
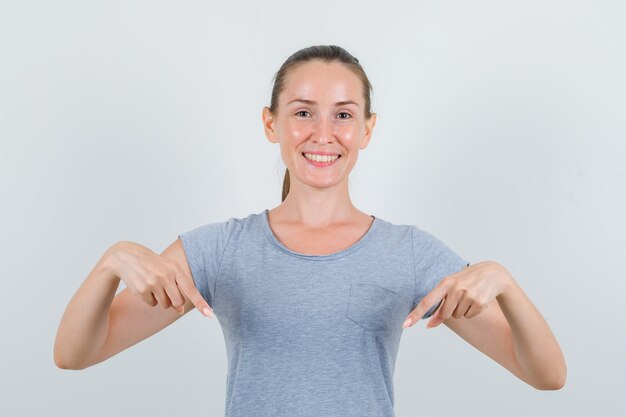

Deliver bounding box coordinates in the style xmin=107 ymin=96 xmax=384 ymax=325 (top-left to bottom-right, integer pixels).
xmin=304 ymin=153 xmax=339 ymax=163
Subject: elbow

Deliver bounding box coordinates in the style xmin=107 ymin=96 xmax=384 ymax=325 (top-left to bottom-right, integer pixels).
xmin=54 ymin=353 xmax=71 ymax=370
xmin=535 ymin=376 xmax=566 ymax=390
xmin=54 ymin=351 xmax=75 ymax=370
xmin=533 ymin=363 xmax=567 ymax=391
xmin=54 ymin=342 xmax=69 ymax=369
xmin=54 ymin=341 xmax=72 ymax=370
xmin=54 ymin=357 xmax=88 ymax=371
xmin=54 ymin=348 xmax=88 ymax=371
xmin=55 ymin=360 xmax=73 ymax=370
xmin=534 ymin=377 xmax=565 ymax=390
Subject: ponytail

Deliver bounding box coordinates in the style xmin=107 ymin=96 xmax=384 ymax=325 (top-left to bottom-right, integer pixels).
xmin=281 ymin=168 xmax=290 ymax=202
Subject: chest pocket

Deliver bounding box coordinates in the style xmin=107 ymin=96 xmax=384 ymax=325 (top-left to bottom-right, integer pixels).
xmin=346 ymin=283 xmax=400 ymax=331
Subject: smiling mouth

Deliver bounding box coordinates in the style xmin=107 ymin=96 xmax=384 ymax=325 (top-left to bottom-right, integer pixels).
xmin=301 ymin=152 xmax=341 ymax=166
xmin=301 ymin=152 xmax=341 ymax=160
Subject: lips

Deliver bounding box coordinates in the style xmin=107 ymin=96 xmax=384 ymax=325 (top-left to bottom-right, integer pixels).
xmin=301 ymin=152 xmax=341 ymax=160
xmin=301 ymin=152 xmax=341 ymax=156
xmin=301 ymin=152 xmax=341 ymax=167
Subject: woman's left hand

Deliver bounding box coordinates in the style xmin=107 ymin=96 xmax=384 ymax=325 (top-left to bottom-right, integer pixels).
xmin=403 ymin=261 xmax=513 ymax=329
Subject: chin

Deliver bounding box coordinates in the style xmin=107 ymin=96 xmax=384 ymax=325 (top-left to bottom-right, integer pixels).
xmin=302 ymin=175 xmax=345 ymax=189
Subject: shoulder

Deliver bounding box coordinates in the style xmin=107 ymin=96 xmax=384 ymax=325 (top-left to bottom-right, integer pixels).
xmin=372 ymin=217 xmax=414 ymax=238
xmin=381 ymin=220 xmax=465 ymax=266
xmin=373 ymin=218 xmax=453 ymax=247
xmin=179 ymin=212 xmax=254 ymax=239
xmin=177 ymin=212 xmax=259 ymax=259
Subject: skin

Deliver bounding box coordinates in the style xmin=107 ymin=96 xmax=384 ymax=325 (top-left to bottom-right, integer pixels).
xmin=53 ymin=240 xmax=212 ymax=370
xmin=262 ymin=59 xmax=378 ymax=250
xmin=262 ymin=59 xmax=567 ymax=390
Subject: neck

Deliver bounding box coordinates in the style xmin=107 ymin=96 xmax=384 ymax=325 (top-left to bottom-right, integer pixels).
xmin=271 ymin=180 xmax=366 ymax=228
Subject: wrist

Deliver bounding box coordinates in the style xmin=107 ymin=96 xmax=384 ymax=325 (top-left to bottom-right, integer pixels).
xmin=99 ymin=242 xmax=124 ymax=281
xmin=490 ymin=262 xmax=516 ymax=302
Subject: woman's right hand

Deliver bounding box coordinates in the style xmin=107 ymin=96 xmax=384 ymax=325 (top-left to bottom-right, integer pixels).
xmin=104 ymin=241 xmax=213 ymax=317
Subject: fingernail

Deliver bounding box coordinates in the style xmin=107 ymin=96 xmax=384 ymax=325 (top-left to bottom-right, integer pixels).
xmin=177 ymin=307 xmax=184 ymax=315
xmin=402 ymin=318 xmax=412 ymax=328
xmin=203 ymin=307 xmax=212 ymax=318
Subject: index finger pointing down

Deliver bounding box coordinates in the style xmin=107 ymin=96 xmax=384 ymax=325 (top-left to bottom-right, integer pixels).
xmin=176 ymin=272 xmax=213 ymax=318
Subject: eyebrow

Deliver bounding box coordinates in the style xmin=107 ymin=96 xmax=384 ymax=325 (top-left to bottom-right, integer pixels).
xmin=286 ymin=98 xmax=360 ymax=107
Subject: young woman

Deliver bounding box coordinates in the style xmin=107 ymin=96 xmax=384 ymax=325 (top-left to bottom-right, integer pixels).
xmin=54 ymin=45 xmax=566 ymax=416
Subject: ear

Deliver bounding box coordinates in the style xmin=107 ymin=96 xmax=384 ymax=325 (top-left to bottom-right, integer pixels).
xmin=359 ymin=112 xmax=377 ymax=150
xmin=262 ymin=107 xmax=279 ymax=143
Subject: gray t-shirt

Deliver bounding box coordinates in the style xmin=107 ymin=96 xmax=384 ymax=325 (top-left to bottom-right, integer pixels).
xmin=179 ymin=209 xmax=469 ymax=417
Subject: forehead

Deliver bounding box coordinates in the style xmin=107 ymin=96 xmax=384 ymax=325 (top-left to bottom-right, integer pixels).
xmin=282 ymin=60 xmax=363 ymax=104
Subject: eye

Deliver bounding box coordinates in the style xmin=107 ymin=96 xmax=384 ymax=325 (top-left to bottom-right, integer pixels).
xmin=337 ymin=112 xmax=352 ymax=119
xmin=295 ymin=110 xmax=310 ymax=117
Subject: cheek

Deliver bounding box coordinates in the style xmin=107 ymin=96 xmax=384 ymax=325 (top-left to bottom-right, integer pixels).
xmin=285 ymin=120 xmax=310 ymax=140
xmin=338 ymin=128 xmax=358 ymax=146
xmin=290 ymin=129 xmax=306 ymax=141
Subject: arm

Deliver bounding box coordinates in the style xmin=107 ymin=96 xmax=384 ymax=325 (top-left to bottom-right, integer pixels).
xmin=404 ymin=261 xmax=566 ymax=390
xmin=53 ymin=239 xmax=204 ymax=370
xmin=440 ymin=263 xmax=567 ymax=390
xmin=53 ymin=245 xmax=124 ymax=369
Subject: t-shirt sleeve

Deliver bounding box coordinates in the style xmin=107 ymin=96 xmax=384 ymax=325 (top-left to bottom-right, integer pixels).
xmin=177 ymin=218 xmax=234 ymax=309
xmin=411 ymin=225 xmax=470 ymax=319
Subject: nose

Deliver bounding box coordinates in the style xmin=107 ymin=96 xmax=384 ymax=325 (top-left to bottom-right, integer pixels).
xmin=314 ymin=115 xmax=335 ymax=144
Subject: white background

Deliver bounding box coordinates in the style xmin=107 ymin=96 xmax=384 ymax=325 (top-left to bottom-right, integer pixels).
xmin=1 ymin=1 xmax=624 ymax=416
